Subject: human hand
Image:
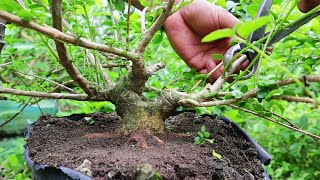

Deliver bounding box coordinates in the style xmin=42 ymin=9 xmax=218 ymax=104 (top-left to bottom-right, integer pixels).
xmin=298 ymin=0 xmax=320 ymax=13
xmin=164 ymin=0 xmax=244 ymax=82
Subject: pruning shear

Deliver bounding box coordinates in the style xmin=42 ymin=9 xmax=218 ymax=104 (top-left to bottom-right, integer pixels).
xmin=223 ymin=0 xmax=320 ymax=79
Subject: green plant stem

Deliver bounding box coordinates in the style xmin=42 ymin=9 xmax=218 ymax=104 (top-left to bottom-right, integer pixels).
xmin=107 ymin=0 xmax=119 ymax=41
xmin=39 ymin=34 xmax=59 ymax=61
xmin=255 ymin=0 xmax=292 ymax=86
xmin=235 ymin=36 xmax=316 ymax=100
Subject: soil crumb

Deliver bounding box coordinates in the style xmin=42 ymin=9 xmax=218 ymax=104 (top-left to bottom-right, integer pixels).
xmin=27 ymin=112 xmax=266 ymax=179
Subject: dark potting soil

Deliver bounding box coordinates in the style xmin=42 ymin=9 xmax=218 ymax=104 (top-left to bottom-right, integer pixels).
xmin=27 ymin=112 xmax=266 ymax=180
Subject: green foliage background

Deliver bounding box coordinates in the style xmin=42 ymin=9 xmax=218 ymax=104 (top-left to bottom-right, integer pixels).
xmin=0 ymin=0 xmax=319 ymax=179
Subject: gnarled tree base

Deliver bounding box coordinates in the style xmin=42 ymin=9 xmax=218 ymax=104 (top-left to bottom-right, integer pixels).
xmin=27 ymin=112 xmax=267 ymax=179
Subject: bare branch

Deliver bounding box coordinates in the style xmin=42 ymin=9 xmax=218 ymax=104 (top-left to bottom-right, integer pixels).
xmin=51 ymin=0 xmax=96 ymax=96
xmin=193 ymin=55 xmax=247 ymax=100
xmin=102 ymin=63 xmax=126 ymax=69
xmin=0 ymin=11 xmax=138 ymax=60
xmin=0 ymin=99 xmax=29 ymax=128
xmin=191 ymin=62 xmax=223 ymax=91
xmin=147 ymin=61 xmax=165 ymax=75
xmin=0 ymin=62 xmax=12 ymax=67
xmin=273 ymin=95 xmax=318 ymax=108
xmin=230 ymin=104 xmax=320 ymax=140
xmin=278 ymin=75 xmax=320 ymax=86
xmin=141 ymin=7 xmax=148 ymax=32
xmin=87 ymin=52 xmax=114 ymax=87
xmin=136 ymin=0 xmax=175 ymax=53
xmin=265 ymin=109 xmax=300 ymax=128
xmin=0 ymin=87 xmax=94 ymax=101
xmin=180 ymin=89 xmax=318 ymax=108
xmin=15 ymin=71 xmax=76 ymax=94
xmin=126 ymin=0 xmax=132 ymax=46
xmin=179 ymin=89 xmax=257 ymax=107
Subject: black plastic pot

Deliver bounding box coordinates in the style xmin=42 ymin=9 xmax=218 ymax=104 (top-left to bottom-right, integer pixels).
xmin=25 ymin=112 xmax=272 ymax=180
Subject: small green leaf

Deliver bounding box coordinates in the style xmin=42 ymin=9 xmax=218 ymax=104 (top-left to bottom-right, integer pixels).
xmin=204 ymin=132 xmax=210 ymax=138
xmin=212 ymin=54 xmax=224 ymax=60
xmin=199 ymin=133 xmax=204 ymax=138
xmin=216 ymin=0 xmax=226 ymax=8
xmin=111 ymin=0 xmax=125 ymax=12
xmin=212 ymin=150 xmax=222 ymax=159
xmin=240 ymin=85 xmax=249 ymax=93
xmin=246 ymin=4 xmax=260 ymax=18
xmin=237 ymin=16 xmax=271 ymax=39
xmin=202 ymin=28 xmax=235 ymax=43
xmin=153 ymin=33 xmax=163 ymax=44
xmin=299 ymin=115 xmax=308 ymax=129
xmin=201 ymin=125 xmax=206 ymax=133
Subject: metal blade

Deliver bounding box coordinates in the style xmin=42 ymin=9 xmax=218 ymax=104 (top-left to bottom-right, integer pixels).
xmin=249 ymin=0 xmax=274 ymax=43
xmin=268 ymin=10 xmax=320 ymax=45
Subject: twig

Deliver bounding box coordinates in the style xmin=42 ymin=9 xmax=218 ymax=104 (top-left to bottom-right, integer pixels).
xmin=102 ymin=63 xmax=126 ymax=69
xmin=51 ymin=0 xmax=96 ymax=96
xmin=278 ymin=75 xmax=320 ymax=86
xmin=0 ymin=11 xmax=138 ymax=60
xmin=107 ymin=0 xmax=119 ymax=41
xmin=265 ymin=109 xmax=299 ymax=128
xmin=32 ymin=0 xmax=72 ymax=31
xmin=230 ymin=104 xmax=320 ymax=140
xmin=141 ymin=7 xmax=148 ymax=32
xmin=273 ymin=95 xmax=318 ymax=108
xmin=147 ymin=61 xmax=165 ymax=75
xmin=15 ymin=71 xmax=76 ymax=93
xmin=87 ymin=52 xmax=114 ymax=87
xmin=31 ymin=80 xmax=75 ymax=104
xmin=14 ymin=72 xmax=45 ymax=115
xmin=136 ymin=0 xmax=174 ymax=53
xmin=0 ymin=62 xmax=12 ymax=67
xmin=194 ymin=55 xmax=247 ymax=100
xmin=179 ymin=89 xmax=257 ymax=107
xmin=126 ymin=0 xmax=132 ymax=46
xmin=0 ymin=87 xmax=93 ymax=101
xmin=191 ymin=62 xmax=223 ymax=91
xmin=0 ymin=99 xmax=30 ymax=128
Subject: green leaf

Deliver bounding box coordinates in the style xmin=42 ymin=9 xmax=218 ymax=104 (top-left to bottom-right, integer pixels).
xmin=204 ymin=132 xmax=210 ymax=138
xmin=216 ymin=0 xmax=226 ymax=8
xmin=237 ymin=16 xmax=272 ymax=39
xmin=0 ymin=0 xmax=22 ymax=12
xmin=202 ymin=28 xmax=235 ymax=43
xmin=246 ymin=4 xmax=260 ymax=18
xmin=212 ymin=54 xmax=224 ymax=60
xmin=299 ymin=115 xmax=308 ymax=129
xmin=212 ymin=150 xmax=222 ymax=159
xmin=201 ymin=125 xmax=206 ymax=133
xmin=112 ymin=0 xmax=125 ymax=12
xmin=153 ymin=33 xmax=163 ymax=44
xmin=240 ymin=85 xmax=249 ymax=93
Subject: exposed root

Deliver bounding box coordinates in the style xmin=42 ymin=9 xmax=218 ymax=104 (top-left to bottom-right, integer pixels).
xmin=128 ymin=130 xmax=164 ymax=149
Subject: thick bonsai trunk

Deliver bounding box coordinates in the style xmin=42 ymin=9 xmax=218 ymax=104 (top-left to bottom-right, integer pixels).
xmin=113 ymin=90 xmax=177 ymax=134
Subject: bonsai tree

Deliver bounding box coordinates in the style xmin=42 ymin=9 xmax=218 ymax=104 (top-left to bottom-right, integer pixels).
xmin=0 ymin=0 xmax=319 ymax=144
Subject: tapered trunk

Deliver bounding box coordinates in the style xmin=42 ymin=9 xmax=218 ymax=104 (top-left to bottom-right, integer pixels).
xmin=112 ymin=90 xmax=177 ymax=133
